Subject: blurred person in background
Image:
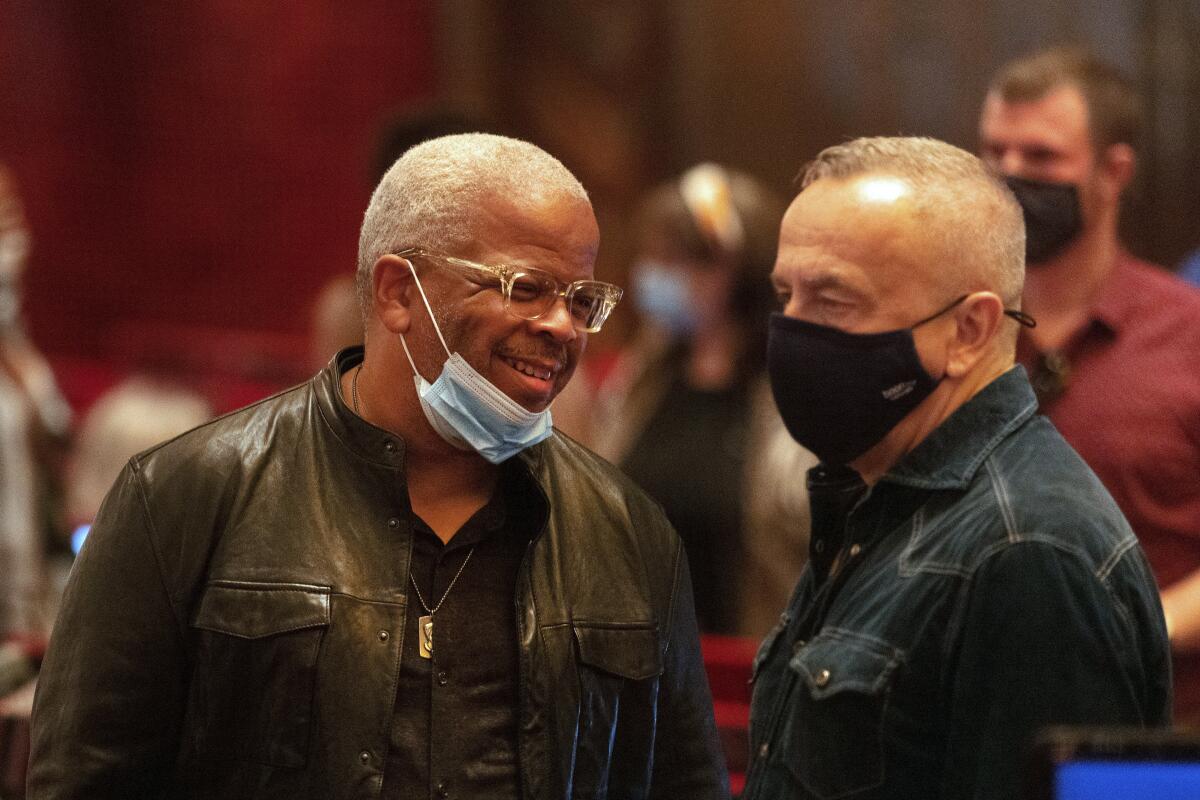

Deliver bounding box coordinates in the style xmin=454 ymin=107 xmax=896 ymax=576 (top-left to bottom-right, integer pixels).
xmin=0 ymin=165 xmax=70 ymax=638
xmin=579 ymin=163 xmax=815 ymax=636
xmin=307 ymin=274 xmax=362 ymax=373
xmin=979 ymin=45 xmax=1200 ymax=723
xmin=62 ymin=377 xmax=211 ymax=555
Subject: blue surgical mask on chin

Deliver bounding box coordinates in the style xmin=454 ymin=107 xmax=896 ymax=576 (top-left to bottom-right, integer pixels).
xmin=399 ymin=261 xmax=554 ymax=464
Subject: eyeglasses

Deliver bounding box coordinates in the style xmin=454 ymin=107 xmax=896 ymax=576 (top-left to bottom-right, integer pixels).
xmin=396 ymin=247 xmax=623 ymax=333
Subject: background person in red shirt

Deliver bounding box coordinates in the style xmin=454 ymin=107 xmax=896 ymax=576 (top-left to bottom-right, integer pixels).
xmin=979 ymin=45 xmax=1200 ymax=723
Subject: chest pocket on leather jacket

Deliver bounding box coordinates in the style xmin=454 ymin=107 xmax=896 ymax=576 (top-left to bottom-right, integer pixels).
xmin=571 ymin=624 xmax=664 ymax=800
xmin=778 ymin=629 xmax=902 ymax=799
xmin=185 ymin=581 xmax=330 ymax=768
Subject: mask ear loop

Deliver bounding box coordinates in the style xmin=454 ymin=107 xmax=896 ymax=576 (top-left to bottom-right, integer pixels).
xmin=398 ymin=258 xmax=453 ymax=378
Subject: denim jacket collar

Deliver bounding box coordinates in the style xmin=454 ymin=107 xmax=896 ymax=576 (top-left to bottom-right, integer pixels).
xmin=881 ymin=365 xmax=1038 ymax=491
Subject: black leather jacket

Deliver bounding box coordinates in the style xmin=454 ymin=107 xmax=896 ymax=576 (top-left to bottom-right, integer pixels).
xmin=28 ymin=353 xmax=729 ymax=799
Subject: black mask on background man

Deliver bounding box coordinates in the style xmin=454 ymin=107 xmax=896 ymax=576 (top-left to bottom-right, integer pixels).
xmin=1004 ymin=175 xmax=1082 ymax=265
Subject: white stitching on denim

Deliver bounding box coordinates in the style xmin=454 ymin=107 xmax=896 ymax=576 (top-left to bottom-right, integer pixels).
xmin=884 ymin=394 xmax=1038 ymax=490
xmin=1096 ymin=535 xmax=1138 ymax=581
xmin=899 ymin=507 xmax=975 ymax=579
xmin=984 ymin=458 xmax=1020 ymax=544
xmin=821 ymin=626 xmax=907 ymax=660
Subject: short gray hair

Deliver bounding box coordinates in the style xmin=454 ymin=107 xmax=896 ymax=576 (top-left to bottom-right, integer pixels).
xmin=799 ymin=136 xmax=1025 ymax=308
xmin=356 ymin=133 xmax=590 ymax=317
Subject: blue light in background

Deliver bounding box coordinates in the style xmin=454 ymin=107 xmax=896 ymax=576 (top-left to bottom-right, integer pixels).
xmin=1058 ymin=761 xmax=1200 ymax=800
xmin=70 ymin=524 xmax=91 ymax=555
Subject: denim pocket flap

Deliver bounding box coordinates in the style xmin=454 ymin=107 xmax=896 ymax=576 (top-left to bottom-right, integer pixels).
xmin=193 ymin=581 xmax=331 ymax=639
xmin=789 ymin=630 xmax=902 ymax=700
xmin=573 ymin=624 xmax=663 ymax=681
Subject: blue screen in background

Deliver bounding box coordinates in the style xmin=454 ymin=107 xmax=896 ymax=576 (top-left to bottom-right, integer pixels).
xmin=1057 ymin=761 xmax=1200 ymax=800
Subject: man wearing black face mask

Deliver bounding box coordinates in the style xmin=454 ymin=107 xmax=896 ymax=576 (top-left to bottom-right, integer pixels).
xmin=980 ymin=46 xmax=1200 ymax=725
xmin=743 ymin=136 xmax=1169 ymax=800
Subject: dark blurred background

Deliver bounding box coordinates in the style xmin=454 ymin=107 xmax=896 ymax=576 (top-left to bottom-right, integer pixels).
xmin=1 ymin=0 xmax=1198 ymax=413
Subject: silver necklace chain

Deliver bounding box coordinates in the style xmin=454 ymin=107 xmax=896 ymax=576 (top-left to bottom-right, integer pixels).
xmin=410 ymin=547 xmax=476 ymax=615
xmin=352 ymin=361 xmax=476 ymax=616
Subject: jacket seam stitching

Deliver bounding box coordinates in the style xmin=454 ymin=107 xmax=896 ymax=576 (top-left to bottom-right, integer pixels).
xmin=664 ymin=542 xmax=682 ymax=658
xmin=130 ymin=458 xmax=186 ymax=635
xmin=940 ymin=537 xmax=1100 ymax=665
xmin=1096 ymin=535 xmax=1137 ymax=581
xmin=983 ymin=457 xmax=1020 ymax=543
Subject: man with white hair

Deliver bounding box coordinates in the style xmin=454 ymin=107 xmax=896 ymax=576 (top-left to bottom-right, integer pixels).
xmin=744 ymin=137 xmax=1169 ymax=800
xmin=29 ymin=134 xmax=729 ymax=799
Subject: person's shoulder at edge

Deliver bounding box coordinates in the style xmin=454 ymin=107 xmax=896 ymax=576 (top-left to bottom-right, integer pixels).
xmin=128 ymin=376 xmax=316 ymax=487
xmin=903 ymin=399 xmax=1135 ymax=577
xmin=979 ymin=411 xmax=1136 ymax=558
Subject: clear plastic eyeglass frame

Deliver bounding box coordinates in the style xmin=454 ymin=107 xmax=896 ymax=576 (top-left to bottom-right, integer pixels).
xmin=394 ymin=247 xmax=623 ymax=333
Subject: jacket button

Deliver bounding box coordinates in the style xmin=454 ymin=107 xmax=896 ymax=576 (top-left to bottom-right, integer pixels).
xmin=849 ymin=543 xmax=862 ymax=557
xmin=378 ymin=630 xmax=389 ymax=642
xmin=814 ymin=539 xmax=825 ymax=554
xmin=814 ymin=668 xmax=832 ymax=688
xmin=437 ymin=670 xmax=449 ymax=686
xmin=384 ymin=439 xmax=397 ymax=452
xmin=435 ymin=781 xmax=448 ymax=798
xmin=758 ymin=742 xmax=770 ymax=758
xmin=387 ymin=517 xmax=400 ymax=529
xmin=358 ymin=750 xmax=370 ymax=765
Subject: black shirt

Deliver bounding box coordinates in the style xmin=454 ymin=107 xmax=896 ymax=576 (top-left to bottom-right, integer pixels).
xmin=381 ymin=463 xmax=544 ymax=800
xmin=620 ymin=371 xmax=749 ymax=633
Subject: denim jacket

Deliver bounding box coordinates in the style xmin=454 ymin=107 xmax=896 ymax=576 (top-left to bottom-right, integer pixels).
xmin=743 ymin=366 xmax=1171 ymax=800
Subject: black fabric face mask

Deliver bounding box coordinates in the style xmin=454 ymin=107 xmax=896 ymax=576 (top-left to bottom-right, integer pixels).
xmin=767 ymin=296 xmax=1035 ymax=466
xmin=1004 ymin=175 xmax=1082 ymax=265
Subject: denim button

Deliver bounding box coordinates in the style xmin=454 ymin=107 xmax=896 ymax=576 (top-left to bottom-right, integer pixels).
xmin=792 ymin=639 xmax=807 ymax=655
xmin=387 ymin=517 xmax=400 ymax=529
xmin=758 ymin=742 xmax=770 ymax=758
xmin=849 ymin=543 xmax=862 ymax=557
xmin=384 ymin=439 xmax=397 ymax=452
xmin=378 ymin=630 xmax=389 ymax=642
xmin=358 ymin=750 xmax=370 ymax=764
xmin=815 ymin=668 xmax=831 ymax=687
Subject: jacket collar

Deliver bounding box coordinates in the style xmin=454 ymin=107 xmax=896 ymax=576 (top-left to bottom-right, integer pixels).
xmin=881 ymin=365 xmax=1038 ymax=491
xmin=314 ymin=347 xmax=408 ymax=472
xmin=316 ymin=345 xmax=552 ymax=482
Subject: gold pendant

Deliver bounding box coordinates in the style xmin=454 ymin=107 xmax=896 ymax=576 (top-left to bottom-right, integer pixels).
xmin=418 ymin=614 xmax=433 ymax=659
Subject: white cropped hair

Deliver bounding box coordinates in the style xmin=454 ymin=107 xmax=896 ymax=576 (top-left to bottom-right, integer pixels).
xmin=356 ymin=133 xmax=590 ymax=317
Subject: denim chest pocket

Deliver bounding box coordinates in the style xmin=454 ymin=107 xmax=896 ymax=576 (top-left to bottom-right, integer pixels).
xmin=571 ymin=624 xmax=664 ymax=800
xmin=752 ymin=611 xmax=791 ymax=683
xmin=185 ymin=581 xmax=331 ymax=768
xmin=776 ymin=630 xmax=902 ymax=799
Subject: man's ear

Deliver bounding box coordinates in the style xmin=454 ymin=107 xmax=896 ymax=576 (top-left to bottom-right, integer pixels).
xmin=373 ymin=255 xmax=416 ymax=335
xmin=1098 ymin=142 xmax=1136 ymax=200
xmin=945 ymin=292 xmax=1005 ymax=378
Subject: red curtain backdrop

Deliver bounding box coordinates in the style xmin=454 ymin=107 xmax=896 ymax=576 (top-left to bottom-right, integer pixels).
xmin=0 ymin=2 xmax=434 ymax=375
